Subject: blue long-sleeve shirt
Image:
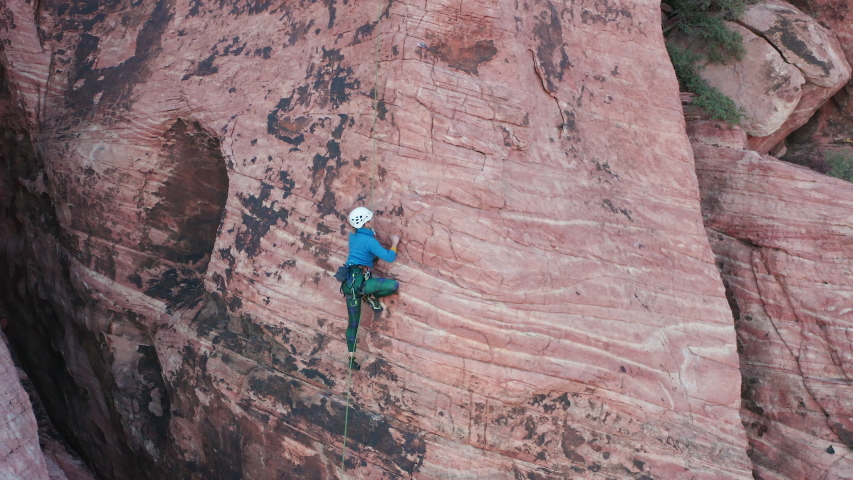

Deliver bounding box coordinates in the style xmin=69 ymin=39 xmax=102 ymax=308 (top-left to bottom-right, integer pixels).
xmin=346 ymin=228 xmax=396 ymax=268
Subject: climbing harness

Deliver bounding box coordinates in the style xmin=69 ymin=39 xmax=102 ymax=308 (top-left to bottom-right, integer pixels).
xmin=340 ymin=0 xmax=387 ymax=476
xmin=338 ymin=264 xmax=370 ymax=297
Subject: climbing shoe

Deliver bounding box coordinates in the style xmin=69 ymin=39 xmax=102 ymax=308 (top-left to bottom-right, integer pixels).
xmin=364 ymin=296 xmax=383 ymax=312
xmin=349 ymin=357 xmax=361 ymax=371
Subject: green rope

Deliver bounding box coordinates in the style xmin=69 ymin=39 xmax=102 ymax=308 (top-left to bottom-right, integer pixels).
xmin=339 ymin=347 xmax=356 ymax=477
xmin=341 ymin=2 xmax=386 ymax=476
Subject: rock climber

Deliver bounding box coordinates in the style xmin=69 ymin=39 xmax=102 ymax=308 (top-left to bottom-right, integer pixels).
xmin=340 ymin=207 xmax=400 ymax=370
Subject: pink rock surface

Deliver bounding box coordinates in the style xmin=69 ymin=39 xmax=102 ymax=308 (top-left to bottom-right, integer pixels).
xmin=0 ymin=334 xmax=50 ymax=480
xmin=0 ymin=0 xmax=753 ymax=479
xmin=692 ymin=141 xmax=853 ymax=479
xmin=787 ymin=0 xmax=853 ymax=63
xmin=2 ymin=328 xmax=98 ymax=480
xmin=748 ymin=78 xmax=851 ymax=154
xmin=741 ymin=1 xmax=849 ymax=88
xmin=670 ymin=0 xmax=851 ymax=153
xmin=685 ymin=119 xmax=749 ymax=150
xmin=739 ymin=0 xmax=852 ymax=153
xmin=762 ymin=1 xmax=853 ymax=167
xmin=673 ymin=22 xmax=806 ymax=137
xmin=42 ymin=438 xmax=98 ymax=480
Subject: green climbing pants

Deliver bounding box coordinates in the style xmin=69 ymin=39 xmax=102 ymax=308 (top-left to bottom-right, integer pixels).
xmin=342 ymin=268 xmax=399 ymax=353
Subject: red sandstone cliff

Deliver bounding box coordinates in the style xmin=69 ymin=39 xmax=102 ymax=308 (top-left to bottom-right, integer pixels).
xmin=0 ymin=332 xmax=51 ymax=480
xmin=0 ymin=0 xmax=849 ymax=479
xmin=685 ymin=121 xmax=853 ymax=479
xmin=780 ymin=0 xmax=853 ymax=172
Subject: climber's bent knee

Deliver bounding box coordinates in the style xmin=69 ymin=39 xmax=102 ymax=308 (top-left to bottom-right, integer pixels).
xmin=363 ymin=277 xmax=399 ymax=298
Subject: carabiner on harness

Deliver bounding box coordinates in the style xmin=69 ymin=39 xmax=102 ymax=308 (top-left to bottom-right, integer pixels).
xmin=340 ymin=265 xmax=370 ymax=297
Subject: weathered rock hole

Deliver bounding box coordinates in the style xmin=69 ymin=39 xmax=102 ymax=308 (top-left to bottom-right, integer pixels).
xmin=141 ymin=119 xmax=229 ymax=272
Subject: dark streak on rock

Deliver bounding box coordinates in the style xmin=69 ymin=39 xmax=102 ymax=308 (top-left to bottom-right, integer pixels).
xmin=316 ymin=223 xmax=332 ymax=236
xmin=219 ymin=247 xmax=236 ymax=268
xmin=254 ymin=46 xmax=273 ymax=58
xmin=249 ymin=373 xmax=427 ymax=474
xmin=532 ymin=1 xmax=570 ymax=92
xmin=579 ymin=0 xmax=633 ymax=25
xmin=181 ymin=54 xmax=218 ymax=80
xmin=722 ymin=276 xmax=742 ymax=324
xmin=560 ymin=424 xmax=586 ymax=464
xmin=192 ymin=294 xmax=309 ymax=388
xmin=325 ymin=0 xmax=336 ymax=28
xmin=278 ymin=170 xmax=295 ymax=198
xmin=267 ymin=113 xmax=309 ymax=146
xmin=234 ymin=183 xmax=289 ymax=257
xmin=764 ymin=17 xmax=832 ymax=77
xmin=831 ymin=422 xmax=853 ymax=448
xmin=60 ymin=0 xmax=173 ymax=120
xmin=332 ymin=114 xmax=348 ymax=139
xmin=592 ymin=160 xmax=618 ymax=180
xmin=523 ymin=416 xmax=538 ymax=440
xmin=601 ymin=199 xmax=632 ymax=221
xmin=556 ymin=393 xmax=571 ymax=410
xmin=423 ymin=35 xmax=498 ymax=75
xmin=562 ymin=110 xmax=577 ymax=132
xmin=323 ymin=49 xmax=359 ymax=109
xmin=352 ymin=21 xmax=375 ymax=45
xmin=144 ymin=268 xmax=205 ymax=312
xmin=188 ymin=0 xmax=274 ymax=17
xmin=136 ymin=345 xmax=171 ymax=451
xmin=306 ymin=117 xmax=349 ymax=217
xmin=300 ymin=368 xmax=333 ymax=387
xmin=267 ymin=49 xmax=359 ymax=134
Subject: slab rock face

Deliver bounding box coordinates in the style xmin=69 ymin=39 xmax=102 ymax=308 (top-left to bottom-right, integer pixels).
xmin=690 ymin=131 xmax=853 ymax=479
xmin=0 ymin=0 xmax=753 ymax=479
xmin=0 ymin=328 xmax=99 ymax=480
xmin=0 ymin=334 xmax=51 ymax=480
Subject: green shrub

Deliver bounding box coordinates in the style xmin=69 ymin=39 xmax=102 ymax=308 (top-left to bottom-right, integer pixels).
xmin=825 ymin=150 xmax=853 ymax=182
xmin=668 ymin=0 xmax=747 ymax=62
xmin=665 ymin=0 xmax=751 ymax=124
xmin=667 ymin=44 xmax=746 ymax=124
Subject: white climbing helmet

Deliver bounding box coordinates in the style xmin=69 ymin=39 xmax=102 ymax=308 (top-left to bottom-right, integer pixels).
xmin=348 ymin=207 xmax=373 ymax=228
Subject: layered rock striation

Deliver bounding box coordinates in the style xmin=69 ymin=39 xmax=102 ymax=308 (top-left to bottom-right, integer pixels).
xmin=688 ymin=115 xmax=853 ymax=478
xmin=0 ymin=332 xmax=51 ymax=480
xmin=680 ymin=12 xmax=853 ymax=478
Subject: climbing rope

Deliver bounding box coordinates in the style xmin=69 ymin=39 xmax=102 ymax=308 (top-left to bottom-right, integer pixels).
xmin=339 ymin=337 xmax=357 ymax=476
xmin=340 ymin=1 xmax=386 ymax=477
xmin=368 ymin=0 xmax=384 ymax=212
